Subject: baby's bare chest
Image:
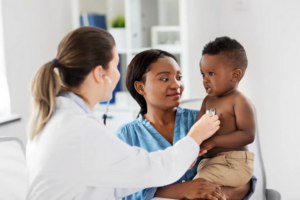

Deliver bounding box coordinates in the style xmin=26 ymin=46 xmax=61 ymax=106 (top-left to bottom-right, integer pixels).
xmin=205 ymin=98 xmax=237 ymax=134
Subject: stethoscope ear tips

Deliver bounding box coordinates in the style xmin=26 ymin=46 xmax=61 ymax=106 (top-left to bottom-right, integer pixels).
xmin=100 ymin=74 xmax=110 ymax=82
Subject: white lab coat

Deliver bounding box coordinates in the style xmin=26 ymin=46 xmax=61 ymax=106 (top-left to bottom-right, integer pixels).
xmin=26 ymin=96 xmax=199 ymax=200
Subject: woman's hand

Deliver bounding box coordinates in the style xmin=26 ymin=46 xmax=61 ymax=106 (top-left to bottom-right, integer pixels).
xmin=221 ymin=181 xmax=251 ymax=200
xmin=187 ymin=113 xmax=220 ymax=145
xmin=182 ymin=178 xmax=226 ymax=200
xmin=154 ymin=178 xmax=226 ymax=200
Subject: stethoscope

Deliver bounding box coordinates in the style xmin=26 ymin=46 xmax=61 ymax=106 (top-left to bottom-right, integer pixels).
xmin=100 ymin=73 xmax=112 ymax=125
xmin=206 ymin=108 xmax=216 ymax=115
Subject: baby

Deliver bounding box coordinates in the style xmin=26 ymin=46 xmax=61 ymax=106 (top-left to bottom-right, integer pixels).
xmin=194 ymin=37 xmax=255 ymax=188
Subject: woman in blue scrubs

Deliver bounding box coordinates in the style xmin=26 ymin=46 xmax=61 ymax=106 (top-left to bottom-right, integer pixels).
xmin=117 ymin=49 xmax=257 ymax=200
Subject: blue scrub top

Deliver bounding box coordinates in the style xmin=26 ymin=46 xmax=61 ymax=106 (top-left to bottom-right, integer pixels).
xmin=116 ymin=107 xmax=257 ymax=200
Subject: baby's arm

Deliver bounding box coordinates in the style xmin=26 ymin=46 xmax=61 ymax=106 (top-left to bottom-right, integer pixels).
xmin=195 ymin=97 xmax=210 ymax=155
xmin=208 ymin=94 xmax=256 ymax=149
xmin=195 ymin=96 xmax=207 ymax=122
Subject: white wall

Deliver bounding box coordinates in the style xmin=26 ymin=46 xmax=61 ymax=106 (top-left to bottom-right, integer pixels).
xmin=185 ymin=1 xmax=300 ymax=199
xmin=157 ymin=0 xmax=179 ymax=26
xmin=184 ymin=1 xmax=219 ymax=99
xmin=0 ymin=0 xmax=73 ymax=143
xmin=0 ymin=0 xmax=10 ymax=115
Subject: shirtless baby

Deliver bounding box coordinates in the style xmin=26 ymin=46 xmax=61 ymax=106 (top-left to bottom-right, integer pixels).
xmin=194 ymin=37 xmax=255 ymax=188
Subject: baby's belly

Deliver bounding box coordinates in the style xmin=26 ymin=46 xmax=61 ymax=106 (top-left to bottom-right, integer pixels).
xmin=202 ymin=146 xmax=249 ymax=158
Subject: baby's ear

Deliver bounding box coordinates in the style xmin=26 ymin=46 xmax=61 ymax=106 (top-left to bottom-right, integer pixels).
xmin=134 ymin=81 xmax=146 ymax=95
xmin=231 ymin=69 xmax=243 ymax=82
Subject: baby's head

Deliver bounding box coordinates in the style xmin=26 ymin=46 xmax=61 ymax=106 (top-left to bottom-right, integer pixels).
xmin=200 ymin=36 xmax=247 ymax=97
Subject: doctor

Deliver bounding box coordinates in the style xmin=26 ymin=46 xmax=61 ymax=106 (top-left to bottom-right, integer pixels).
xmin=26 ymin=26 xmax=222 ymax=200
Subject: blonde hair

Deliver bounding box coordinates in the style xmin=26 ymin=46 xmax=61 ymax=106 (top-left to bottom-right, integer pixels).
xmin=28 ymin=26 xmax=115 ymax=140
xmin=28 ymin=62 xmax=62 ymax=140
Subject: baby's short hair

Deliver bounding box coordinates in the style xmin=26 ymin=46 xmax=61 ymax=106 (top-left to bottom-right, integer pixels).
xmin=202 ymin=37 xmax=248 ymax=72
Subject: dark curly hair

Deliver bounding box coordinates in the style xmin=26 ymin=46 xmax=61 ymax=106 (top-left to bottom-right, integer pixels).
xmin=202 ymin=36 xmax=248 ymax=71
xmin=126 ymin=49 xmax=177 ymax=116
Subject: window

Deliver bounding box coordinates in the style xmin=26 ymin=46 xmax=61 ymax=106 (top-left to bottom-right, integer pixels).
xmin=0 ymin=0 xmax=10 ymax=116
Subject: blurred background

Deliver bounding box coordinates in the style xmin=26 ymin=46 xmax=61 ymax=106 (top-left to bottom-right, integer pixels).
xmin=0 ymin=0 xmax=299 ymax=199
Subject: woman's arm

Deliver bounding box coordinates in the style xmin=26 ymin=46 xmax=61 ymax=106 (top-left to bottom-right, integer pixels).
xmin=223 ymin=175 xmax=257 ymax=200
xmin=222 ymin=181 xmax=250 ymax=200
xmin=154 ymin=179 xmax=225 ymax=200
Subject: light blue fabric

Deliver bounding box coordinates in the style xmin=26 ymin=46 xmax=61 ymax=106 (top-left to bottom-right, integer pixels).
xmin=116 ymin=107 xmax=201 ymax=200
xmin=116 ymin=107 xmax=257 ymax=200
xmin=59 ymin=92 xmax=93 ymax=115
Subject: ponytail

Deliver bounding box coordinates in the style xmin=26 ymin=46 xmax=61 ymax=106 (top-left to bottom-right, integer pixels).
xmin=28 ymin=61 xmax=61 ymax=140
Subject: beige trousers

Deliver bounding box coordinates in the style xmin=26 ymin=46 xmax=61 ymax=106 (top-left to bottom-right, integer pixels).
xmin=194 ymin=151 xmax=254 ymax=187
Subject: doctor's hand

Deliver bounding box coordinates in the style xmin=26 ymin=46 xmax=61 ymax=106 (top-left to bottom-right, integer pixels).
xmin=182 ymin=178 xmax=226 ymax=200
xmin=199 ymin=149 xmax=208 ymax=157
xmin=189 ymin=159 xmax=198 ymax=170
xmin=187 ymin=113 xmax=220 ymax=145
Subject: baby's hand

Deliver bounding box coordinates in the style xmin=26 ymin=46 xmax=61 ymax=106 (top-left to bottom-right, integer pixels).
xmin=200 ymin=139 xmax=214 ymax=154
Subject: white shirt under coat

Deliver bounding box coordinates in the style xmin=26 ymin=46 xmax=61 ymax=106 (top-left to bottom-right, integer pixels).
xmin=26 ymin=94 xmax=199 ymax=200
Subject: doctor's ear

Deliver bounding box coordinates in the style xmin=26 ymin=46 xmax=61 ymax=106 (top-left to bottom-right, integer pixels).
xmin=231 ymin=69 xmax=243 ymax=82
xmin=93 ymin=65 xmax=105 ymax=83
xmin=134 ymin=81 xmax=145 ymax=95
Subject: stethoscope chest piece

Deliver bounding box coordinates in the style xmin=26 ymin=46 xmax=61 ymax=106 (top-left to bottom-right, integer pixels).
xmin=205 ymin=108 xmax=216 ymax=115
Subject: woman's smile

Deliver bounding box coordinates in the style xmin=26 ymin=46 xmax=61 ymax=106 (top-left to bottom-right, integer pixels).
xmin=167 ymin=91 xmax=180 ymax=99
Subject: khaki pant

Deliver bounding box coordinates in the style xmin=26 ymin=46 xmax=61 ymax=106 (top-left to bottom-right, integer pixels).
xmin=194 ymin=151 xmax=254 ymax=187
